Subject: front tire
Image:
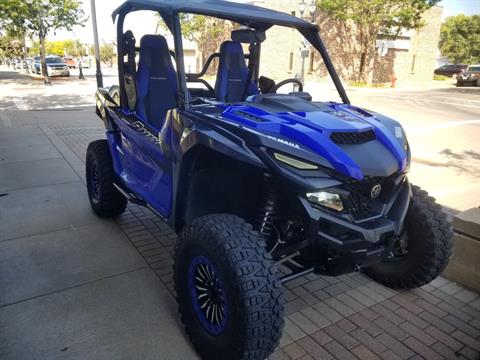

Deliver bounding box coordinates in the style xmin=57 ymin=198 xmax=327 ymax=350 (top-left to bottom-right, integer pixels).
xmin=86 ymin=140 xmax=127 ymax=218
xmin=174 ymin=214 xmax=284 ymax=360
xmin=365 ymin=185 xmax=452 ymax=289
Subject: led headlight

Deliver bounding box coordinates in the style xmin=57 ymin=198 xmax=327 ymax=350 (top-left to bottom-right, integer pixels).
xmin=306 ymin=191 xmax=344 ymax=212
xmin=274 ymin=153 xmax=318 ymax=170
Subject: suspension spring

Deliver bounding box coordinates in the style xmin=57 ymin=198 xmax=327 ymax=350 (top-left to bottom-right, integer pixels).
xmin=257 ymin=174 xmax=278 ymax=240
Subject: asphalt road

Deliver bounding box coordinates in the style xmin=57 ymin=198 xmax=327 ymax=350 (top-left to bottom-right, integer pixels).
xmin=1 ymin=67 xmax=479 ymax=211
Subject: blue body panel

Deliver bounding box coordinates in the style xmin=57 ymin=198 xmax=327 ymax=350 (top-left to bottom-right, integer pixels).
xmin=105 ymin=96 xmax=408 ymax=222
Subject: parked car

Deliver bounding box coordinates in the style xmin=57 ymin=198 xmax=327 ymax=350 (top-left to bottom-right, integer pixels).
xmin=32 ymin=56 xmax=41 ymax=73
xmin=45 ymin=55 xmax=70 ymax=77
xmin=456 ymin=65 xmax=480 ymax=87
xmin=434 ymin=64 xmax=467 ymax=77
xmin=63 ymin=57 xmax=77 ymax=69
xmin=15 ymin=59 xmax=29 ymax=70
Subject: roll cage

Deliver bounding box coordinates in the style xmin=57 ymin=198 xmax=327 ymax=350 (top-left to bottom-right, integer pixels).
xmin=112 ymin=0 xmax=350 ymax=112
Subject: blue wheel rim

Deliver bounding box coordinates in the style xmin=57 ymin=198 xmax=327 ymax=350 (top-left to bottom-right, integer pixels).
xmin=188 ymin=256 xmax=228 ymax=335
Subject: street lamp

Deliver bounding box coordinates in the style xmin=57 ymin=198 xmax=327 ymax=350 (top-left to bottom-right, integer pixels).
xmin=25 ymin=0 xmax=51 ymax=85
xmin=298 ymin=0 xmax=317 ymax=85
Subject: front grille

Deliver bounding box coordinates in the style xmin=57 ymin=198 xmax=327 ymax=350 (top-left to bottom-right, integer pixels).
xmin=341 ymin=176 xmax=388 ymax=220
xmin=330 ymin=130 xmax=376 ymax=145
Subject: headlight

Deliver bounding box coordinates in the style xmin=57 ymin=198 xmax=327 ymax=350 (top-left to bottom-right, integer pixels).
xmin=306 ymin=191 xmax=344 ymax=212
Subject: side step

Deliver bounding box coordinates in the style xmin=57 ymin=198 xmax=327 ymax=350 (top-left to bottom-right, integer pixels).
xmin=113 ymin=182 xmax=167 ymax=221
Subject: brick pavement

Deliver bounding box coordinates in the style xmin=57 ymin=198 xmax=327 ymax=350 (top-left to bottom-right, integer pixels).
xmin=1 ymin=108 xmax=479 ymax=360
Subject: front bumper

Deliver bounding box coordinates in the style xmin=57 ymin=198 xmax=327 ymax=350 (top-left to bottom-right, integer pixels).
xmin=299 ymin=177 xmax=411 ymax=275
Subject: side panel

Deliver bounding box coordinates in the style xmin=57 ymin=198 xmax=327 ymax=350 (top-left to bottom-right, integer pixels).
xmin=108 ymin=109 xmax=173 ymax=217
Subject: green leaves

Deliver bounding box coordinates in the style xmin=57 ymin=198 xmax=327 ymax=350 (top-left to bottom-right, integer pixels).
xmin=440 ymin=15 xmax=480 ymax=64
xmin=0 ymin=0 xmax=86 ymax=39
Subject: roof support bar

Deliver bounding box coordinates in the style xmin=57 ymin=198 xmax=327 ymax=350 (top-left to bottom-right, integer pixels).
xmin=172 ymin=13 xmax=190 ymax=110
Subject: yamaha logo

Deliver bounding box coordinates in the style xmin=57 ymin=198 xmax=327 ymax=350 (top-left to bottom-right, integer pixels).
xmin=370 ymin=184 xmax=382 ymax=199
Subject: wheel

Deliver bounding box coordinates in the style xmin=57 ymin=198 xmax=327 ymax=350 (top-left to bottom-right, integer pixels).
xmin=364 ymin=185 xmax=452 ymax=289
xmin=456 ymin=80 xmax=463 ymax=87
xmin=174 ymin=214 xmax=284 ymax=360
xmin=85 ymin=140 xmax=127 ymax=217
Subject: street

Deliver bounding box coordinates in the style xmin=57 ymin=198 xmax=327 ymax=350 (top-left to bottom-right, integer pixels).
xmin=1 ymin=67 xmax=479 ymax=211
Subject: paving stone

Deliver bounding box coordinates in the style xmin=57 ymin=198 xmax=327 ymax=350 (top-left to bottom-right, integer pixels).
xmin=282 ymin=342 xmax=307 ymax=359
xmin=313 ymin=289 xmax=330 ymax=301
xmin=376 ymin=333 xmax=415 ymax=360
xmin=311 ymin=302 xmax=344 ymax=323
xmin=324 ymin=340 xmax=359 ymax=360
xmin=439 ymin=281 xmax=465 ymax=296
xmin=425 ymin=326 xmax=463 ymax=351
xmin=350 ymin=329 xmax=387 ymax=354
xmin=324 ymin=324 xmax=359 ymax=350
xmin=364 ymin=282 xmax=397 ymax=299
xmin=430 ymin=342 xmax=461 ymax=360
xmin=288 ymin=312 xmax=320 ymax=335
xmin=286 ymin=298 xmax=308 ymax=316
xmin=303 ymin=278 xmax=329 ymax=292
xmin=279 ymin=332 xmax=295 ymax=347
xmin=413 ymin=298 xmax=447 ymax=318
xmin=370 ymin=304 xmax=405 ymax=326
xmin=451 ymin=330 xmax=480 ymax=352
xmin=351 ymin=345 xmax=381 ymax=360
xmin=399 ymin=322 xmax=436 ymax=346
xmin=378 ymin=350 xmax=402 ymax=360
xmin=345 ymin=289 xmax=377 ymax=307
xmin=410 ymin=287 xmax=442 ymax=305
xmin=349 ymin=313 xmax=383 ymax=337
xmin=300 ymin=307 xmax=331 ymax=329
xmin=430 ymin=277 xmax=450 ymax=288
xmin=470 ymin=298 xmax=480 ymax=311
xmin=403 ymin=337 xmax=443 ymax=360
xmin=336 ymin=293 xmax=366 ymax=312
xmin=324 ymin=297 xmax=355 ymax=317
xmin=284 ymin=318 xmax=307 ymax=341
xmin=310 ymin=330 xmax=333 ymax=346
xmin=293 ymin=286 xmax=320 ymax=305
xmin=296 ymin=336 xmax=334 ymax=360
xmin=443 ymin=315 xmax=480 ymax=338
xmin=373 ymin=317 xmax=409 ymax=341
xmin=390 ymin=295 xmax=423 ymax=315
xmin=458 ymin=346 xmax=480 ymax=360
xmin=454 ymin=289 xmax=478 ymax=303
xmin=394 ymin=308 xmax=429 ymax=329
xmin=336 ymin=318 xmax=358 ymax=333
xmin=324 ymin=282 xmax=350 ymax=296
xmin=418 ymin=310 xmax=455 ymax=334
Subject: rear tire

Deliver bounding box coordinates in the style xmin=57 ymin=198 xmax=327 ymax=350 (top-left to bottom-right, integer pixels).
xmin=174 ymin=214 xmax=284 ymax=360
xmin=365 ymin=185 xmax=452 ymax=289
xmin=86 ymin=140 xmax=127 ymax=218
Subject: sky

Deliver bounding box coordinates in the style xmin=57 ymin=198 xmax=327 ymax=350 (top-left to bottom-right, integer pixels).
xmin=52 ymin=0 xmax=480 ymax=44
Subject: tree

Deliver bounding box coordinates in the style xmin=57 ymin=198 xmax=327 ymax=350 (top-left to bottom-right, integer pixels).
xmin=99 ymin=44 xmax=115 ymax=66
xmin=0 ymin=0 xmax=86 ymax=82
xmin=158 ymin=14 xmax=232 ymax=73
xmin=317 ymin=0 xmax=439 ymax=82
xmin=439 ymin=15 xmax=480 ymax=65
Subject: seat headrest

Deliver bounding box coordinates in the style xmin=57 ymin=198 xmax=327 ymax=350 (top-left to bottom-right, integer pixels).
xmin=140 ymin=34 xmax=169 ymax=50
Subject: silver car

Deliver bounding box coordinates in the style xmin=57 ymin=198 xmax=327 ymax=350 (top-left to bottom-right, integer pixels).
xmin=45 ymin=56 xmax=70 ymax=77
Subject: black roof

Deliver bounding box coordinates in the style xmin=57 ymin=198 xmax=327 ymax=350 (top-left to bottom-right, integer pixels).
xmin=112 ymin=0 xmax=317 ymax=31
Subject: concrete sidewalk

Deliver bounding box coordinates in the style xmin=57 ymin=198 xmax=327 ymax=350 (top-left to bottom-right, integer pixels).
xmin=0 ymin=120 xmax=197 ymax=359
xmin=1 ymin=108 xmax=480 ymax=360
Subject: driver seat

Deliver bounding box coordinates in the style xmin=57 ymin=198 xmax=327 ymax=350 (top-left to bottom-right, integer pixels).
xmin=136 ymin=34 xmax=178 ymax=129
xmin=214 ymin=41 xmax=258 ymax=102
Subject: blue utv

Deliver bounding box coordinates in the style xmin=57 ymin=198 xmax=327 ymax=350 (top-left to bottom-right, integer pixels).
xmin=87 ymin=1 xmax=452 ymax=358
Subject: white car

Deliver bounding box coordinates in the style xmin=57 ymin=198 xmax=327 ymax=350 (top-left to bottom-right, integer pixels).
xmin=45 ymin=56 xmax=70 ymax=77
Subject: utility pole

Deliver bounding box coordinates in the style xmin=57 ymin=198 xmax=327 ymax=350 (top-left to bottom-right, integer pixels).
xmin=90 ymin=0 xmax=103 ymax=88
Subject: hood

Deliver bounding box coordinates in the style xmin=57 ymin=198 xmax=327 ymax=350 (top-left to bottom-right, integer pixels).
xmin=218 ymin=94 xmax=408 ymax=180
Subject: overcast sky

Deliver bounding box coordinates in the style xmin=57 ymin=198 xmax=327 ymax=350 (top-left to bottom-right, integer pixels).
xmin=51 ymin=0 xmax=480 ymax=44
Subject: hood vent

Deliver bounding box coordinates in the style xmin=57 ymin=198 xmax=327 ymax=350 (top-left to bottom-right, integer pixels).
xmin=330 ymin=130 xmax=376 ymax=145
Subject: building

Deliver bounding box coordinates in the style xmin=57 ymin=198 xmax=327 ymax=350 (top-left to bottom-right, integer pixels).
xmin=255 ymin=0 xmax=443 ymax=84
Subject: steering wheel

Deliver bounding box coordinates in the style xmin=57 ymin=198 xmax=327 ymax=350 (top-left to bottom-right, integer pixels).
xmin=270 ymin=78 xmax=304 ymax=93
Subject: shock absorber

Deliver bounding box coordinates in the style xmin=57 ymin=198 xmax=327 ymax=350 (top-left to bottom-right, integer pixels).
xmin=256 ymin=174 xmax=278 ymax=240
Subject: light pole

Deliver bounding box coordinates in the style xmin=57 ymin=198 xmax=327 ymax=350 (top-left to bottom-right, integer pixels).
xmin=298 ymin=0 xmax=317 ymax=85
xmin=25 ymin=0 xmax=51 ymax=85
xmin=90 ymin=0 xmax=103 ymax=88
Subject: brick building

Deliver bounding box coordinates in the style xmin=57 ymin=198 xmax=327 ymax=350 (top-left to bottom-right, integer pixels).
xmin=254 ymin=0 xmax=443 ymax=84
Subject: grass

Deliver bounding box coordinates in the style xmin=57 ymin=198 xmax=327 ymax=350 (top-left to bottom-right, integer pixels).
xmin=433 ymin=74 xmax=449 ymax=81
xmin=349 ymin=81 xmax=389 ymax=88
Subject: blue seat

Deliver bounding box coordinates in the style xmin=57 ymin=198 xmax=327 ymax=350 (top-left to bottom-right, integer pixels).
xmin=214 ymin=41 xmax=259 ymax=102
xmin=136 ymin=35 xmax=178 ymax=129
